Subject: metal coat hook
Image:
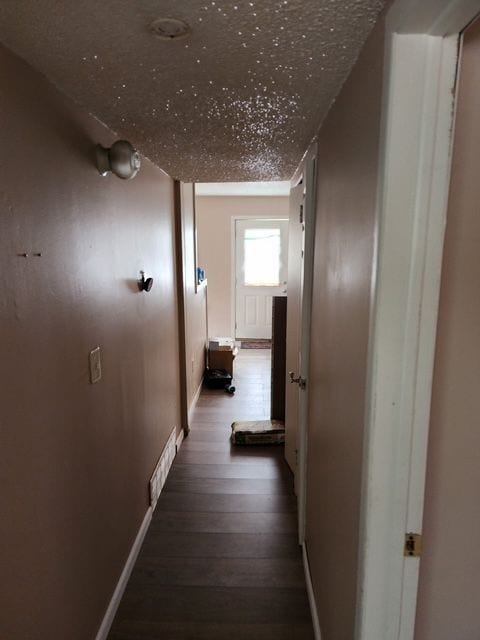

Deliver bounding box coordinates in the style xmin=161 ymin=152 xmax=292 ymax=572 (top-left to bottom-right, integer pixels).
xmin=138 ymin=270 xmax=154 ymax=292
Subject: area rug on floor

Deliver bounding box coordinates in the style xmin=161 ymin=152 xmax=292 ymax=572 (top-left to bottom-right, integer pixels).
xmin=239 ymin=339 xmax=272 ymax=349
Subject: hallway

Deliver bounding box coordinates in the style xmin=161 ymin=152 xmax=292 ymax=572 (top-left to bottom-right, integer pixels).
xmin=108 ymin=349 xmax=314 ymax=639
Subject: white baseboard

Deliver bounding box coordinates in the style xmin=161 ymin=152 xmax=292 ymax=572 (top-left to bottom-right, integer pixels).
xmin=95 ymin=507 xmax=152 ymax=640
xmin=176 ymin=427 xmax=185 ymax=452
xmin=187 ymin=379 xmax=203 ymax=424
xmin=302 ymin=542 xmax=322 ymax=640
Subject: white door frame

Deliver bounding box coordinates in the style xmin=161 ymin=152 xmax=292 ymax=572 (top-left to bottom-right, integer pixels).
xmin=229 ymin=214 xmax=288 ymax=341
xmin=356 ymin=1 xmax=479 ymax=639
xmin=234 ymin=217 xmax=289 ymax=340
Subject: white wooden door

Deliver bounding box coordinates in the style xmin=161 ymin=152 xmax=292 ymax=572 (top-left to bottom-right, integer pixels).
xmin=235 ymin=219 xmax=288 ymax=339
xmin=285 ymin=184 xmax=304 ymax=476
xmin=294 ymin=146 xmax=318 ymax=544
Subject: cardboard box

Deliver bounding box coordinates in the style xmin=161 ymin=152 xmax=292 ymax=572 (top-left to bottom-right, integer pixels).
xmin=231 ymin=420 xmax=285 ymax=445
xmin=209 ymin=337 xmax=235 ymax=351
xmin=208 ymin=347 xmax=238 ymax=376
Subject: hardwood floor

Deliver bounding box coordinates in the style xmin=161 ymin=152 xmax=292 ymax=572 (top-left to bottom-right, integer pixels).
xmin=108 ymin=349 xmax=314 ymax=640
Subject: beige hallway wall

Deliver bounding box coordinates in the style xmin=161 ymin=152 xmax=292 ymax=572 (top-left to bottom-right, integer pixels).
xmin=196 ymin=195 xmax=289 ymax=338
xmin=415 ymin=17 xmax=480 ymax=640
xmin=0 ymin=44 xmax=181 ymax=640
xmin=177 ymin=183 xmax=208 ymax=415
xmin=304 ymin=12 xmax=386 ymax=640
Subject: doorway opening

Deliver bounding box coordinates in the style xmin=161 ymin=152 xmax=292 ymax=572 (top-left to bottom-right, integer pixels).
xmin=194 ymin=182 xmax=294 ymax=467
xmin=234 ymin=218 xmax=289 ymax=342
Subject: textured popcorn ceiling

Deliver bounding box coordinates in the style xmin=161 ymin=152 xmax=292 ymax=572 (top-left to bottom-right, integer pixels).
xmin=0 ymin=0 xmax=385 ymax=181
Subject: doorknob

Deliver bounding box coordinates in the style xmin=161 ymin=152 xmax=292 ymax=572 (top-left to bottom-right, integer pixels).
xmin=289 ymin=371 xmax=306 ymax=390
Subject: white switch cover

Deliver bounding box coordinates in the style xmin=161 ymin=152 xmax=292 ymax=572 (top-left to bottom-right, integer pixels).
xmin=89 ymin=346 xmax=102 ymax=384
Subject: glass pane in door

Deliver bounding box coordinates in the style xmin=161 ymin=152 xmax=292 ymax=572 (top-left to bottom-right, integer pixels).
xmin=244 ymin=228 xmax=281 ymax=286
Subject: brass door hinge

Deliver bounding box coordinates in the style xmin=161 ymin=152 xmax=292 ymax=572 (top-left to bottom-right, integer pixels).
xmin=404 ymin=533 xmax=422 ymax=557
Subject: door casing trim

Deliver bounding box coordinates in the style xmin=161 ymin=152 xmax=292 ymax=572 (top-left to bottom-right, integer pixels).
xmin=356 ymin=1 xmax=478 ymax=638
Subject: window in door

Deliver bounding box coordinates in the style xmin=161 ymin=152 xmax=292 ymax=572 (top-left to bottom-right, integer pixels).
xmin=244 ymin=228 xmax=282 ymax=287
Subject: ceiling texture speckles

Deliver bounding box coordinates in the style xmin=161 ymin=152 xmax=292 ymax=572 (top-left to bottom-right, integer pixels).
xmin=0 ymin=0 xmax=385 ymax=181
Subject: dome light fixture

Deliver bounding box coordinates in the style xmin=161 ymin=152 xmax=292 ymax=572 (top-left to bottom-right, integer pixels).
xmin=149 ymin=17 xmax=191 ymax=40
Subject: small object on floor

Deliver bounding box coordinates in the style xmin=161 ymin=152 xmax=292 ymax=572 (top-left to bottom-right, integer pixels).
xmin=204 ymin=367 xmax=233 ymax=390
xmin=239 ymin=339 xmax=272 ymax=350
xmin=231 ymin=419 xmax=285 ymax=445
xmin=209 ymin=336 xmax=235 ymax=351
xmin=225 ymin=384 xmax=236 ymax=394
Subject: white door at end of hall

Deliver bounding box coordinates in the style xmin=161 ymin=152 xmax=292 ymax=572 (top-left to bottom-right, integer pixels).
xmin=235 ymin=218 xmax=289 ymax=339
xmin=284 ymin=183 xmax=304 ymax=477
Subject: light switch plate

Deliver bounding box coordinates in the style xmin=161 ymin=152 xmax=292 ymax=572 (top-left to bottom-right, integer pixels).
xmin=89 ymin=346 xmax=102 ymax=384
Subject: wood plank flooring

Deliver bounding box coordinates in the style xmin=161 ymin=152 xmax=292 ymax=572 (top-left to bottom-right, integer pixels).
xmin=108 ymin=349 xmax=314 ymax=640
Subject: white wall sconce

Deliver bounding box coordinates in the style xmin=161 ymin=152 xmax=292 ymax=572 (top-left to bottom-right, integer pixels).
xmin=95 ymin=140 xmax=141 ymax=179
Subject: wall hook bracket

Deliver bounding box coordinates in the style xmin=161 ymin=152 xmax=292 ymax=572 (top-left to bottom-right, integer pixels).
xmin=138 ymin=270 xmax=154 ymax=292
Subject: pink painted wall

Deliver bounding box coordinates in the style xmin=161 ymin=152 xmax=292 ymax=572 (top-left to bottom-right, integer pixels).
xmin=0 ymin=44 xmax=181 ymax=639
xmin=415 ymin=17 xmax=480 ymax=640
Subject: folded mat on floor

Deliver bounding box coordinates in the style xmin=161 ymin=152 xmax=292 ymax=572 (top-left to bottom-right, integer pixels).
xmin=231 ymin=419 xmax=285 ymax=445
